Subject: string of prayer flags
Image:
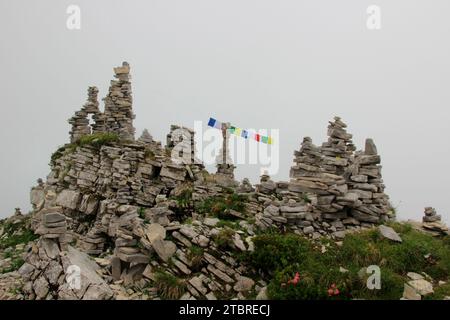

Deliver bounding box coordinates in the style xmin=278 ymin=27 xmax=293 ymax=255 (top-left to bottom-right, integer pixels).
xmin=207 ymin=117 xmax=273 ymax=145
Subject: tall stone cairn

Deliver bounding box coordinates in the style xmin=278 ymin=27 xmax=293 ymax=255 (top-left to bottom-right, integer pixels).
xmin=69 ymin=86 xmax=100 ymax=143
xmin=347 ymin=138 xmax=391 ymax=223
xmin=289 ymin=134 xmax=348 ymax=221
xmin=289 ymin=118 xmax=392 ymax=227
xmin=138 ymin=129 xmax=154 ymax=144
xmin=103 ymin=61 xmax=135 ymax=140
xmin=321 ymin=116 xmax=356 ymax=175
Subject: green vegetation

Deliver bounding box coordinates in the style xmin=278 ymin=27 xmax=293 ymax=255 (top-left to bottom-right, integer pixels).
xmin=0 ymin=217 xmax=37 ymax=273
xmin=50 ymin=145 xmax=69 ymax=165
xmin=213 ymin=228 xmax=235 ymax=250
xmin=0 ymin=220 xmax=38 ymax=250
xmin=243 ymin=222 xmax=450 ymax=300
xmin=51 ymin=132 xmax=120 ymax=165
xmin=138 ymin=207 xmax=146 ymax=220
xmin=426 ymin=282 xmax=450 ymax=300
xmin=302 ymin=194 xmax=312 ymax=204
xmin=0 ymin=229 xmax=37 ymax=250
xmin=172 ymin=188 xmax=193 ymax=210
xmin=77 ymin=132 xmax=120 ymax=149
xmin=196 ymin=192 xmax=247 ymax=220
xmin=187 ymin=245 xmax=204 ymax=271
xmin=216 ymin=219 xmax=241 ymax=230
xmin=144 ymin=149 xmax=156 ymax=160
xmin=154 ymin=271 xmax=186 ymax=300
xmin=0 ymin=256 xmax=25 ymax=274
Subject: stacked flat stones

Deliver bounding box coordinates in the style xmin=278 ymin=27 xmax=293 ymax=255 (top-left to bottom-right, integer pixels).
xmin=162 ymin=125 xmax=205 ymax=186
xmin=348 ymin=139 xmax=391 ymax=224
xmin=421 ymin=207 xmax=448 ymax=235
xmin=139 ymin=129 xmax=154 ymax=144
xmin=34 ymin=208 xmax=68 ymax=251
xmin=423 ymin=207 xmax=441 ymax=223
xmin=321 ymin=116 xmax=356 ymax=175
xmin=103 ymin=62 xmax=135 ymax=140
xmin=69 ymin=62 xmax=135 ymax=144
xmin=69 ymin=86 xmax=100 ymax=143
xmin=288 ymin=117 xmax=392 ymax=234
xmin=288 ymin=135 xmax=347 ymax=221
xmin=166 ymin=125 xmax=197 ymax=165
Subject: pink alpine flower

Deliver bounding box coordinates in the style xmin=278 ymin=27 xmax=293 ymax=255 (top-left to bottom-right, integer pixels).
xmin=328 ymin=283 xmax=340 ymax=296
xmin=287 ymin=272 xmax=301 ymax=286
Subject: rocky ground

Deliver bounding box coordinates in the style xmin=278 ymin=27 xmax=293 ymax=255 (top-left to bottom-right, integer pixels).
xmin=0 ymin=208 xmax=449 ymax=300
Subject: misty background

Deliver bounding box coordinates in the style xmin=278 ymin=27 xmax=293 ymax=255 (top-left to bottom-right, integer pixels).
xmin=0 ymin=0 xmax=449 ymax=224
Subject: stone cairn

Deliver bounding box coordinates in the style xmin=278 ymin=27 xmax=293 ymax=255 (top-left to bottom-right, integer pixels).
xmin=162 ymin=125 xmax=204 ymax=186
xmin=421 ymin=207 xmax=448 ymax=235
xmin=68 ymin=62 xmax=135 ymax=144
xmin=321 ymin=116 xmax=355 ymax=175
xmin=35 ymin=209 xmax=68 ymax=248
xmin=103 ymin=62 xmax=135 ymax=140
xmin=286 ymin=118 xmax=392 ymax=238
xmin=69 ymin=86 xmax=100 ymax=143
xmin=139 ymin=129 xmax=153 ymax=144
xmin=423 ymin=207 xmax=441 ymax=223
xmin=289 ymin=136 xmax=347 ymax=220
xmin=347 ymin=138 xmax=391 ymax=224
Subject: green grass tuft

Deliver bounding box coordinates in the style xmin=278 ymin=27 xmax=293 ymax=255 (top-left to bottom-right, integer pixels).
xmin=154 ymin=271 xmax=186 ymax=300
xmin=196 ymin=192 xmax=247 ymax=220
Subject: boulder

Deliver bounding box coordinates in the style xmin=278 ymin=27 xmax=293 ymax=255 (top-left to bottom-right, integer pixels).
xmin=56 ymin=190 xmax=81 ymax=210
xmin=407 ymin=279 xmax=434 ymax=296
xmin=33 ymin=276 xmax=49 ymax=299
xmin=145 ymin=223 xmax=166 ymax=244
xmin=60 ymin=246 xmax=113 ymax=300
xmin=403 ymin=283 xmax=421 ymax=300
xmin=378 ymin=225 xmax=402 ymax=243
xmin=233 ymin=276 xmax=255 ymax=292
xmin=152 ymin=239 xmax=177 ymax=262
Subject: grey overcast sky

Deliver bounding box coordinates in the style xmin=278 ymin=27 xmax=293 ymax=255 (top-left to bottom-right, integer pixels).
xmin=0 ymin=0 xmax=449 ymax=223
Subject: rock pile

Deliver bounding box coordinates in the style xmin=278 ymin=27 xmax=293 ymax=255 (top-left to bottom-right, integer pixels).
xmin=320 ymin=116 xmax=355 ymax=175
xmin=348 ymin=138 xmax=391 ymax=224
xmin=69 ymin=62 xmax=135 ymax=143
xmin=421 ymin=207 xmax=448 ymax=235
xmin=35 ymin=209 xmax=67 ymax=247
xmin=103 ymin=62 xmax=135 ymax=140
xmin=69 ymin=86 xmax=100 ymax=143
xmin=286 ymin=121 xmax=393 ymax=238
xmin=423 ymin=207 xmax=441 ymax=223
xmin=19 ymin=240 xmax=113 ymax=300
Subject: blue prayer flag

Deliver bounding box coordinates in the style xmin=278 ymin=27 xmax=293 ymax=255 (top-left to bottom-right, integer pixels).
xmin=207 ymin=118 xmax=216 ymax=128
